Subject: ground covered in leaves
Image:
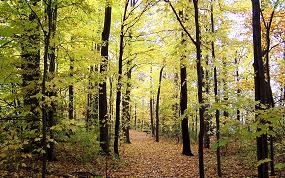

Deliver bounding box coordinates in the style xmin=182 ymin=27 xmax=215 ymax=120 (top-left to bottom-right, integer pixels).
xmin=3 ymin=130 xmax=282 ymax=177
xmin=103 ymin=130 xmax=256 ymax=177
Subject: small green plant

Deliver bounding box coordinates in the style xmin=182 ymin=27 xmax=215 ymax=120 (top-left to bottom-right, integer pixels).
xmin=69 ymin=127 xmax=100 ymax=163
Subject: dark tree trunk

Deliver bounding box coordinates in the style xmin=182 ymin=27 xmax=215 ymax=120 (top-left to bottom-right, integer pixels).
xmin=122 ymin=64 xmax=132 ymax=144
xmin=179 ymin=10 xmax=194 ymax=155
xmin=47 ymin=2 xmax=58 ymax=161
xmin=251 ymin=0 xmax=269 ymax=177
xmin=150 ymin=66 xmax=155 ymax=137
xmin=114 ymin=0 xmax=129 ymax=156
xmin=263 ymin=10 xmax=276 ymax=175
xmin=211 ymin=2 xmax=221 ymax=175
xmin=222 ymin=61 xmax=229 ymax=117
xmin=109 ymin=77 xmax=113 ymax=131
xmin=155 ymin=65 xmax=165 ymax=142
xmin=134 ymin=104 xmax=137 ymax=129
xmin=69 ymin=57 xmax=74 ymax=120
xmin=235 ymin=58 xmax=241 ymax=121
xmin=193 ymin=0 xmax=205 ymax=177
xmin=99 ymin=5 xmax=112 ymax=154
xmin=21 ymin=0 xmax=41 ymax=147
xmin=203 ymin=56 xmax=210 ymax=149
xmin=86 ymin=66 xmax=93 ymax=126
xmin=42 ymin=0 xmax=54 ymax=176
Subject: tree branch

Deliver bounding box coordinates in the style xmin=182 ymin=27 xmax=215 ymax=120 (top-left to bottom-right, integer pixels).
xmin=165 ymin=0 xmax=196 ymax=45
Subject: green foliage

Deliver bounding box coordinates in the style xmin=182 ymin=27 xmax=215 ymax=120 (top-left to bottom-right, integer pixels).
xmin=69 ymin=128 xmax=100 ymax=163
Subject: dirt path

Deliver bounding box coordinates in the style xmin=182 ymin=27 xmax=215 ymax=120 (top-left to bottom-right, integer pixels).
xmin=107 ymin=130 xmax=255 ymax=178
xmin=108 ymin=130 xmax=199 ymax=177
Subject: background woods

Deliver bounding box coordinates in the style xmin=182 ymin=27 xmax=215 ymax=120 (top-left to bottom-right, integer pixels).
xmin=0 ymin=0 xmax=285 ymax=177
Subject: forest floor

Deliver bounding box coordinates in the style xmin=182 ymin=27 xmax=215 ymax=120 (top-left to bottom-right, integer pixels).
xmin=3 ymin=130 xmax=282 ymax=177
xmin=101 ymin=130 xmax=257 ymax=178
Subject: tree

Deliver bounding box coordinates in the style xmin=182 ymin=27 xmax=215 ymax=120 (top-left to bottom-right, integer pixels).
xmin=155 ymin=65 xmax=165 ymax=142
xmin=99 ymin=3 xmax=112 ymax=154
xmin=114 ymin=0 xmax=130 ymax=156
xmin=251 ymin=0 xmax=269 ymax=177
xmin=167 ymin=1 xmax=205 ymax=176
xmin=20 ymin=0 xmax=41 ymax=152
xmin=179 ymin=10 xmax=194 ymax=156
xmin=211 ymin=0 xmax=222 ymax=176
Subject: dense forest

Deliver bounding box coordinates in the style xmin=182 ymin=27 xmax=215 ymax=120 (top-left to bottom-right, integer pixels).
xmin=0 ymin=0 xmax=285 ymax=177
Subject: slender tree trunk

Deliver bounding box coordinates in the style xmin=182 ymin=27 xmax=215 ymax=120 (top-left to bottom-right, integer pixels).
xmin=251 ymin=0 xmax=269 ymax=177
xmin=68 ymin=57 xmax=74 ymax=120
xmin=210 ymin=2 xmax=221 ymax=176
xmin=109 ymin=77 xmax=113 ymax=131
xmin=134 ymin=104 xmax=137 ymax=129
xmin=150 ymin=65 xmax=155 ymax=137
xmin=42 ymin=0 xmax=54 ymax=176
xmin=86 ymin=66 xmax=93 ymax=126
xmin=193 ymin=0 xmax=205 ymax=177
xmin=155 ymin=65 xmax=165 ymax=142
xmin=122 ymin=63 xmax=132 ymax=143
xmin=179 ymin=10 xmax=194 ymax=155
xmin=99 ymin=5 xmax=112 ymax=154
xmin=204 ymin=56 xmax=210 ymax=149
xmin=222 ymin=61 xmax=229 ymax=117
xmin=114 ymin=0 xmax=129 ymax=156
xmin=264 ymin=11 xmax=276 ymax=175
xmin=235 ymin=58 xmax=241 ymax=121
xmin=47 ymin=2 xmax=58 ymax=161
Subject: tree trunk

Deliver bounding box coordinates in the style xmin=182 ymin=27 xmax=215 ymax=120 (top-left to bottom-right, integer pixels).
xmin=222 ymin=61 xmax=229 ymax=117
xmin=264 ymin=10 xmax=276 ymax=175
xmin=134 ymin=104 xmax=137 ymax=129
xmin=42 ymin=0 xmax=54 ymax=176
xmin=114 ymin=0 xmax=129 ymax=156
xmin=21 ymin=0 xmax=41 ymax=152
xmin=193 ymin=0 xmax=205 ymax=177
xmin=109 ymin=77 xmax=113 ymax=131
xmin=99 ymin=5 xmax=112 ymax=154
xmin=150 ymin=65 xmax=155 ymax=137
xmin=47 ymin=2 xmax=58 ymax=161
xmin=69 ymin=57 xmax=74 ymax=120
xmin=86 ymin=66 xmax=93 ymax=126
xmin=122 ymin=64 xmax=132 ymax=144
xmin=179 ymin=10 xmax=194 ymax=155
xmin=155 ymin=65 xmax=165 ymax=142
xmin=235 ymin=58 xmax=241 ymax=121
xmin=211 ymin=2 xmax=221 ymax=175
xmin=251 ymin=0 xmax=269 ymax=177
xmin=203 ymin=56 xmax=210 ymax=149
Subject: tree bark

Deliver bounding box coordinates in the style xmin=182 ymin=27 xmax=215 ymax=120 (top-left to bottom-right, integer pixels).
xmin=193 ymin=0 xmax=205 ymax=177
xmin=21 ymin=0 xmax=41 ymax=151
xmin=155 ymin=65 xmax=165 ymax=142
xmin=68 ymin=57 xmax=74 ymax=120
xmin=222 ymin=61 xmax=229 ymax=118
xmin=251 ymin=0 xmax=269 ymax=177
xmin=235 ymin=58 xmax=241 ymax=121
xmin=134 ymin=104 xmax=137 ymax=129
xmin=203 ymin=56 xmax=210 ymax=149
xmin=122 ymin=64 xmax=132 ymax=144
xmin=150 ymin=65 xmax=155 ymax=137
xmin=47 ymin=2 xmax=58 ymax=161
xmin=263 ymin=9 xmax=276 ymax=175
xmin=99 ymin=5 xmax=112 ymax=154
xmin=42 ymin=0 xmax=54 ymax=176
xmin=211 ymin=2 xmax=221 ymax=176
xmin=114 ymin=0 xmax=129 ymax=156
xmin=179 ymin=10 xmax=194 ymax=155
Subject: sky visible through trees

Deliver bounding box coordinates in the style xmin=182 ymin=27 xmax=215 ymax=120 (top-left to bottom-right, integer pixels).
xmin=0 ymin=0 xmax=285 ymax=177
